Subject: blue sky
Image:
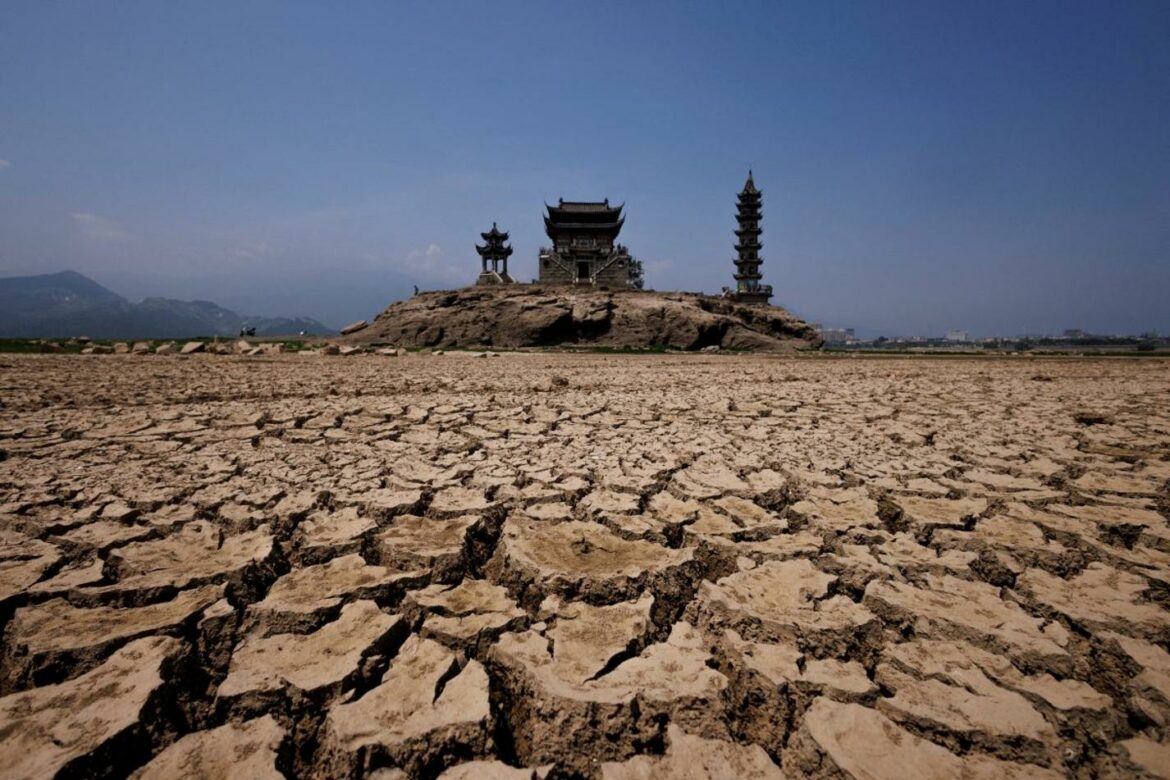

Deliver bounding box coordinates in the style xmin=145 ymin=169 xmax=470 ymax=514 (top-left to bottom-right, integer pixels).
xmin=1 ymin=1 xmax=1167 ymax=334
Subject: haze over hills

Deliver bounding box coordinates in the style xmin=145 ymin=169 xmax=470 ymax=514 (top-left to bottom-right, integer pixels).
xmin=0 ymin=270 xmax=335 ymax=340
xmin=95 ymin=266 xmax=421 ymax=335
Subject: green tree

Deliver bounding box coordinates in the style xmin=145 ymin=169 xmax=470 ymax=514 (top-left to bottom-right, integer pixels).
xmin=627 ymin=257 xmax=645 ymax=290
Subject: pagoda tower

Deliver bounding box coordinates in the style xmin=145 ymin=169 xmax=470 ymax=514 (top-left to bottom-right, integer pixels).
xmin=475 ymin=223 xmax=515 ymax=285
xmin=731 ymin=171 xmax=773 ymax=304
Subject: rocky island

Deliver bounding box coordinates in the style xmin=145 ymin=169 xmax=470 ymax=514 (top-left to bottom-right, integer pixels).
xmin=347 ymin=174 xmax=820 ymax=352
xmin=349 ymin=285 xmax=821 ymax=352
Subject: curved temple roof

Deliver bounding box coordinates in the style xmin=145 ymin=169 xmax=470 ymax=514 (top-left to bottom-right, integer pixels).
xmin=544 ymin=200 xmax=626 ymax=238
xmin=476 ymin=221 xmax=513 ymax=257
xmin=546 ymin=200 xmax=623 ymax=219
xmin=479 ymin=222 xmax=510 ymax=242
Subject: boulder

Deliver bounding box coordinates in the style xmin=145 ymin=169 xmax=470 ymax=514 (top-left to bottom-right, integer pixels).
xmin=340 ymin=319 xmax=369 ymax=335
xmin=180 ymin=341 xmax=206 ymax=354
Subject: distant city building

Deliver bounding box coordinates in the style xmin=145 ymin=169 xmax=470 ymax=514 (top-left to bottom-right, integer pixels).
xmin=730 ymin=171 xmax=773 ymax=304
xmin=538 ymin=199 xmax=633 ymax=287
xmin=816 ymin=326 xmax=855 ymax=344
xmin=475 ymin=223 xmax=516 ymax=285
xmin=1063 ymin=329 xmax=1086 ymax=339
xmin=944 ymin=330 xmax=969 ymax=342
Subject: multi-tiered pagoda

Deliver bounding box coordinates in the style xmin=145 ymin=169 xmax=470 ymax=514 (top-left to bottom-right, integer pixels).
xmin=475 ymin=222 xmax=516 ymax=285
xmin=538 ymin=199 xmax=633 ymax=287
xmin=731 ymin=171 xmax=773 ymax=304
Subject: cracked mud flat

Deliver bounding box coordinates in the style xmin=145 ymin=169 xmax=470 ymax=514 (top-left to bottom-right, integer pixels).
xmin=1 ymin=352 xmax=1168 ymax=779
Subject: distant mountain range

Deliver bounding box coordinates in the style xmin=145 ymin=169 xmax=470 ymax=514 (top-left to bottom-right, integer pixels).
xmin=0 ymin=270 xmax=336 ymax=339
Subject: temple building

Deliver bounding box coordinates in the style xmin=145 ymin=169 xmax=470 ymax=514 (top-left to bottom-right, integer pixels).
xmin=475 ymin=222 xmax=516 ymax=285
xmin=731 ymin=171 xmax=773 ymax=304
xmin=538 ymin=199 xmax=634 ymax=287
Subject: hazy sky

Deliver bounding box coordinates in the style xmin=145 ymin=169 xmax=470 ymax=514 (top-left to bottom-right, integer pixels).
xmin=1 ymin=1 xmax=1167 ymax=334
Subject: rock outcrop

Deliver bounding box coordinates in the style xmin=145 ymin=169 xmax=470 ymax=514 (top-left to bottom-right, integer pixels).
xmin=351 ymin=286 xmax=821 ymax=351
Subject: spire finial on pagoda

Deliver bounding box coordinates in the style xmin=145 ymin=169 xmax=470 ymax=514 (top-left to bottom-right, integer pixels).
xmin=743 ymin=169 xmax=757 ymax=194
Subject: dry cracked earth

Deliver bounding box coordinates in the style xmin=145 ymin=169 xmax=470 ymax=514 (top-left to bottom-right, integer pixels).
xmin=1 ymin=352 xmax=1169 ymax=779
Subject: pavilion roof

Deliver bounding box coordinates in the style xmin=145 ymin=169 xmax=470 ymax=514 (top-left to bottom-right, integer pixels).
xmin=480 ymin=222 xmax=510 ymax=242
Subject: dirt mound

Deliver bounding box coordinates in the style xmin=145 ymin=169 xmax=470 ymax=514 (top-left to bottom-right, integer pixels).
xmin=350 ymin=286 xmax=822 ymax=351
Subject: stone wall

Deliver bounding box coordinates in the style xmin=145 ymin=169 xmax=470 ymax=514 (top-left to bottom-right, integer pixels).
xmin=538 ymin=251 xmax=631 ymax=287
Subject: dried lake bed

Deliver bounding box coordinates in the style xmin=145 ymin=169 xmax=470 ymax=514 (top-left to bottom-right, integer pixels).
xmin=1 ymin=352 xmax=1168 ymax=778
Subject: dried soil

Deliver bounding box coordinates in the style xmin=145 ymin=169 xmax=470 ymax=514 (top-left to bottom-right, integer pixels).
xmin=1 ymin=352 xmax=1168 ymax=778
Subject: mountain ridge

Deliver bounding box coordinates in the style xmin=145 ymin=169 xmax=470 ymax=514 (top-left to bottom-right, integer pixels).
xmin=0 ymin=270 xmax=336 ymax=339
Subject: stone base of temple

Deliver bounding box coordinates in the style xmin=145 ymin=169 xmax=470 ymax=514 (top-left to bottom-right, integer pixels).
xmin=476 ymin=271 xmax=516 ymax=286
xmin=731 ymin=291 xmax=773 ymax=305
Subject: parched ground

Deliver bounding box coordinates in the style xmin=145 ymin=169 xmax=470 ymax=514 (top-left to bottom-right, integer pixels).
xmin=1 ymin=352 xmax=1168 ymax=779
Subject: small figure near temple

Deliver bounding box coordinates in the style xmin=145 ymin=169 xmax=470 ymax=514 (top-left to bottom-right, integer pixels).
xmin=730 ymin=171 xmax=773 ymax=304
xmin=475 ymin=223 xmax=516 ymax=285
xmin=538 ymin=199 xmax=636 ymax=287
